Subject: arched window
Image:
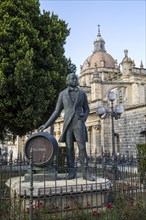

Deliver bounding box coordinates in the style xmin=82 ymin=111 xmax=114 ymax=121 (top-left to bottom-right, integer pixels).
xmin=115 ymin=133 xmax=120 ymax=153
xmin=117 ymin=87 xmax=126 ymax=104
xmin=140 ymin=130 xmax=146 ymax=142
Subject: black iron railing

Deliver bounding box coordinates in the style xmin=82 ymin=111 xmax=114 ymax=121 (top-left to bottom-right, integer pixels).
xmin=0 ymin=152 xmax=146 ymax=220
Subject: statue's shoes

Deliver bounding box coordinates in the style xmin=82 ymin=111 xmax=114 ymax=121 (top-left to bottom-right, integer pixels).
xmin=83 ymin=174 xmax=95 ymax=181
xmin=66 ymin=173 xmax=76 ymax=180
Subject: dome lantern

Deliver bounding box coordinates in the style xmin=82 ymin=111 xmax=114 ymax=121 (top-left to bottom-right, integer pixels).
xmin=93 ymin=25 xmax=106 ymax=53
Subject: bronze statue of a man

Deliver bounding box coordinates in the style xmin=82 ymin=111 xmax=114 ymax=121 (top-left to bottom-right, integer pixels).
xmin=38 ymin=73 xmax=95 ymax=181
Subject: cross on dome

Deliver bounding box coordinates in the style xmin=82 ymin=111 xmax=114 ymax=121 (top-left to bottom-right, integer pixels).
xmin=97 ymin=24 xmax=101 ymax=37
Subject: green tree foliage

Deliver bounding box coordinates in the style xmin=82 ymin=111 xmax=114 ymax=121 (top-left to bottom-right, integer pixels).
xmin=0 ymin=0 xmax=76 ymax=139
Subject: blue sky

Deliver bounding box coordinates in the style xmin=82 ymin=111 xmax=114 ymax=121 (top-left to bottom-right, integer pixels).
xmin=39 ymin=0 xmax=146 ymax=75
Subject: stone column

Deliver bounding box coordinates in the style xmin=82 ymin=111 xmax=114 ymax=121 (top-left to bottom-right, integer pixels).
xmin=93 ymin=123 xmax=101 ymax=156
xmin=56 ymin=131 xmax=60 ymax=141
xmin=54 ymin=122 xmax=61 ymax=141
xmin=86 ymin=127 xmax=92 ymax=156
xmin=100 ymin=119 xmax=105 ymax=154
xmin=90 ymin=127 xmax=93 ymax=156
xmin=92 ymin=126 xmax=97 ymax=155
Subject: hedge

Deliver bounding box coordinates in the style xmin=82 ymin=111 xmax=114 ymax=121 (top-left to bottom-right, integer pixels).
xmin=137 ymin=143 xmax=146 ymax=184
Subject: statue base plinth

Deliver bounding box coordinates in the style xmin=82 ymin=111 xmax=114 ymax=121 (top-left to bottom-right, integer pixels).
xmin=24 ymin=172 xmax=57 ymax=182
xmin=6 ymin=174 xmax=111 ymax=209
xmin=6 ymin=174 xmax=111 ymax=196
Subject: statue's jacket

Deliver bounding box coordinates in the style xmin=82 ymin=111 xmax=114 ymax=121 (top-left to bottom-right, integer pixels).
xmin=45 ymin=87 xmax=90 ymax=143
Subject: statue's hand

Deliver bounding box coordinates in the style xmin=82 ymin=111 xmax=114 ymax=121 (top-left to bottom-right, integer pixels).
xmin=37 ymin=125 xmax=46 ymax=132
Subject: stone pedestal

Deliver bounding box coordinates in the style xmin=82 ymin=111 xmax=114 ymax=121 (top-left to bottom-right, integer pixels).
xmin=6 ymin=174 xmax=111 ymax=209
xmin=6 ymin=175 xmax=111 ymax=196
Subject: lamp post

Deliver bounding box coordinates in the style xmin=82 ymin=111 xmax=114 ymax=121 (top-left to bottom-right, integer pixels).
xmin=96 ymin=91 xmax=124 ymax=180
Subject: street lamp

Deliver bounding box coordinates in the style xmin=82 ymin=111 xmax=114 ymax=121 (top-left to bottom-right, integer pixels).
xmin=96 ymin=91 xmax=124 ymax=180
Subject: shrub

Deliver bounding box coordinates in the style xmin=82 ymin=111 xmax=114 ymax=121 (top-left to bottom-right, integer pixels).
xmin=137 ymin=143 xmax=146 ymax=183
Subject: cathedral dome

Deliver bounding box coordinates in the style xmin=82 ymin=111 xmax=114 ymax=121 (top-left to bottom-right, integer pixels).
xmin=81 ymin=25 xmax=116 ymax=72
xmin=82 ymin=51 xmax=115 ymax=71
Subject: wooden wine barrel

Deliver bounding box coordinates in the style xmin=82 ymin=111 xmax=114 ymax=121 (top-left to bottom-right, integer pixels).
xmin=24 ymin=132 xmax=58 ymax=166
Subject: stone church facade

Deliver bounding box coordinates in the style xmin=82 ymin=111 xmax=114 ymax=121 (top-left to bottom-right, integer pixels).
xmin=54 ymin=26 xmax=146 ymax=156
